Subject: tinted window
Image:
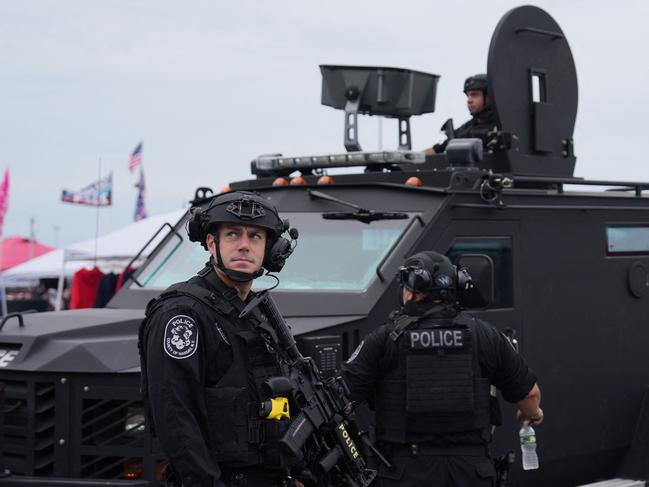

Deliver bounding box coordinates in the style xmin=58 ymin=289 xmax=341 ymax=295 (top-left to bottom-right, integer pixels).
xmin=132 ymin=212 xmax=416 ymax=292
xmin=446 ymin=237 xmax=513 ymax=308
xmin=606 ymin=226 xmax=649 ymax=256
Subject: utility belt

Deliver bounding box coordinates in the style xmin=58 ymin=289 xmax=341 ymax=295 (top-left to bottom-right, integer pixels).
xmin=383 ymin=442 xmax=489 ymax=458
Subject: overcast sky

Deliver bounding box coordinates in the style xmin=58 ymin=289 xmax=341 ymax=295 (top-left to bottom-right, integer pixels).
xmin=1 ymin=0 xmax=648 ymax=247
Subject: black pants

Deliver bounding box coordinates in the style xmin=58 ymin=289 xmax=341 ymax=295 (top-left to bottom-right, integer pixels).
xmin=220 ymin=468 xmax=286 ymax=487
xmin=378 ymin=453 xmax=496 ymax=487
xmin=164 ymin=467 xmax=285 ymax=487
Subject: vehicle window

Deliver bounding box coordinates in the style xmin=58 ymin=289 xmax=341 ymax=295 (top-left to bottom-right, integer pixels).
xmin=606 ymin=225 xmax=649 ymax=256
xmin=446 ymin=237 xmax=513 ymax=308
xmin=132 ymin=212 xmax=417 ymax=292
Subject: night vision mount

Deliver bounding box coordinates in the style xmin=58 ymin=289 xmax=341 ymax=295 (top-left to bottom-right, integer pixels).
xmin=320 ymin=65 xmax=440 ymax=152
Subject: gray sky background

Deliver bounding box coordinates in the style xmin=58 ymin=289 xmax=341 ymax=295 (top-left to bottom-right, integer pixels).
xmin=1 ymin=0 xmax=647 ymax=247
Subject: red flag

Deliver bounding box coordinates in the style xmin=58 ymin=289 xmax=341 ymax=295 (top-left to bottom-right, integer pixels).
xmin=0 ymin=169 xmax=10 ymax=237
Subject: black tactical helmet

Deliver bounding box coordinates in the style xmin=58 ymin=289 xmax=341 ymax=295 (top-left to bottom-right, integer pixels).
xmin=463 ymin=73 xmax=488 ymax=95
xmin=398 ymin=251 xmax=474 ymax=308
xmin=399 ymin=251 xmax=457 ymax=297
xmin=187 ymin=190 xmax=295 ymax=281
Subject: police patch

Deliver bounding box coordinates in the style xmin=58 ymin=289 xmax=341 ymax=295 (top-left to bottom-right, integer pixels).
xmin=408 ymin=329 xmax=465 ymax=350
xmin=163 ymin=315 xmax=199 ymax=359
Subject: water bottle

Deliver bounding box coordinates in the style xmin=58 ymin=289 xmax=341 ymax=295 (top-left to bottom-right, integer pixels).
xmin=519 ymin=422 xmax=539 ymax=470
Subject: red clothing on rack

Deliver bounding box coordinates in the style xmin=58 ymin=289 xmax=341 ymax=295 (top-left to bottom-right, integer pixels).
xmin=70 ymin=267 xmax=105 ymax=309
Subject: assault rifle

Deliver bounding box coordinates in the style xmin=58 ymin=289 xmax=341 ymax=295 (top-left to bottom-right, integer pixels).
xmin=240 ymin=290 xmax=384 ymax=487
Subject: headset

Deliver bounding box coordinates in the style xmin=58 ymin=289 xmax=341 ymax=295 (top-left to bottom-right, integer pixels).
xmin=398 ymin=252 xmax=474 ymax=305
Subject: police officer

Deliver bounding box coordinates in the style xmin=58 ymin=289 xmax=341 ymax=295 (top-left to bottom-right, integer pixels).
xmin=426 ymin=74 xmax=499 ymax=155
xmin=138 ymin=190 xmax=300 ymax=486
xmin=342 ymin=251 xmax=542 ymax=486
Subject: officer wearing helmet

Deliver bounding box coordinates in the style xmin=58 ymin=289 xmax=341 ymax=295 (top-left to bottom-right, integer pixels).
xmin=425 ymin=73 xmax=499 ymax=155
xmin=342 ymin=251 xmax=542 ymax=486
xmin=138 ymin=190 xmax=300 ymax=486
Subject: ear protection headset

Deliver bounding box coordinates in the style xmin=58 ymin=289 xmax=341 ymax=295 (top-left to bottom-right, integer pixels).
xmin=398 ymin=251 xmax=473 ymax=305
xmin=263 ymin=224 xmax=299 ymax=273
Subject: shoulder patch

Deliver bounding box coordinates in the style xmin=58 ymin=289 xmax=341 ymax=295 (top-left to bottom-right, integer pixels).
xmin=163 ymin=315 xmax=199 ymax=359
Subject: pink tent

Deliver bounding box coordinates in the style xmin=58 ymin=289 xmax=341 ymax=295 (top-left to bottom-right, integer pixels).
xmin=1 ymin=236 xmax=54 ymax=271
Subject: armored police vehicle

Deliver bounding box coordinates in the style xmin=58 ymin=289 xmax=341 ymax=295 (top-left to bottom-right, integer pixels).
xmin=1 ymin=5 xmax=648 ymax=487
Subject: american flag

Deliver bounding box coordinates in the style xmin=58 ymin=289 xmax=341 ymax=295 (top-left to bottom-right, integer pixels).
xmin=128 ymin=142 xmax=143 ymax=173
xmin=61 ymin=172 xmax=113 ymax=206
xmin=134 ymin=167 xmax=148 ymax=221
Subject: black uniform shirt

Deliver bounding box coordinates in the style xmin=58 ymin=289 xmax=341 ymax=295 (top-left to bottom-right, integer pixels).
xmin=433 ymin=106 xmax=498 ymax=154
xmin=342 ymin=310 xmax=537 ymax=444
xmin=139 ymin=273 xmax=243 ymax=487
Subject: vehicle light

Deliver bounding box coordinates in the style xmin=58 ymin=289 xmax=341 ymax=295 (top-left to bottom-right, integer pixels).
xmin=405 ymin=177 xmax=424 ymax=186
xmin=317 ymin=175 xmax=335 ymax=185
xmin=251 ymin=150 xmax=426 ymax=177
xmin=272 ymin=177 xmax=289 ymax=186
xmin=290 ymin=176 xmax=307 ymax=185
xmin=123 ymin=459 xmax=144 ymax=480
xmin=125 ymin=407 xmax=146 ymax=436
xmin=220 ymin=185 xmax=233 ymax=194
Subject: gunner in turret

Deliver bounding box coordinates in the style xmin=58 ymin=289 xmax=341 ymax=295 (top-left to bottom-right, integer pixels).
xmin=426 ymin=74 xmax=499 ymax=155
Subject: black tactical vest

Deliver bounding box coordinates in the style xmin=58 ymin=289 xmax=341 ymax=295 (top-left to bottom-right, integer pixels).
xmin=375 ymin=313 xmax=491 ymax=443
xmin=138 ymin=267 xmax=290 ymax=468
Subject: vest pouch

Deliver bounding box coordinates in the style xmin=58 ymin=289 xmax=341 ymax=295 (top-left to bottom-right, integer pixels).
xmin=405 ymin=351 xmax=474 ymax=414
xmin=404 ymin=326 xmax=474 ymax=415
xmin=260 ymin=418 xmax=293 ymax=468
xmin=205 ymin=386 xmax=255 ymax=463
xmin=405 ymin=377 xmax=492 ymax=434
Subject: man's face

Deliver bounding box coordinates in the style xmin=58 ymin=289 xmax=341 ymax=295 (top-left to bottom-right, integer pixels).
xmin=466 ymin=90 xmax=486 ymax=115
xmin=207 ymin=223 xmax=267 ymax=274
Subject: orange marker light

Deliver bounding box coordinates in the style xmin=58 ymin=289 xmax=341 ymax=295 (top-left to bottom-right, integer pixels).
xmin=219 ymin=185 xmax=233 ymax=194
xmin=290 ymin=176 xmax=307 ymax=185
xmin=317 ymin=175 xmax=335 ymax=185
xmin=405 ymin=177 xmax=424 ymax=187
xmin=123 ymin=459 xmax=144 ymax=480
xmin=272 ymin=177 xmax=289 ymax=187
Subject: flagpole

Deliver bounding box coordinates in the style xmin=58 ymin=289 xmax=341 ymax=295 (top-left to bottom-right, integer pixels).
xmin=94 ymin=158 xmax=101 ymax=265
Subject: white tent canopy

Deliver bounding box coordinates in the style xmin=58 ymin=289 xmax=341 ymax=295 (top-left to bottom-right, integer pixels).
xmin=2 ymin=209 xmax=186 ymax=286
